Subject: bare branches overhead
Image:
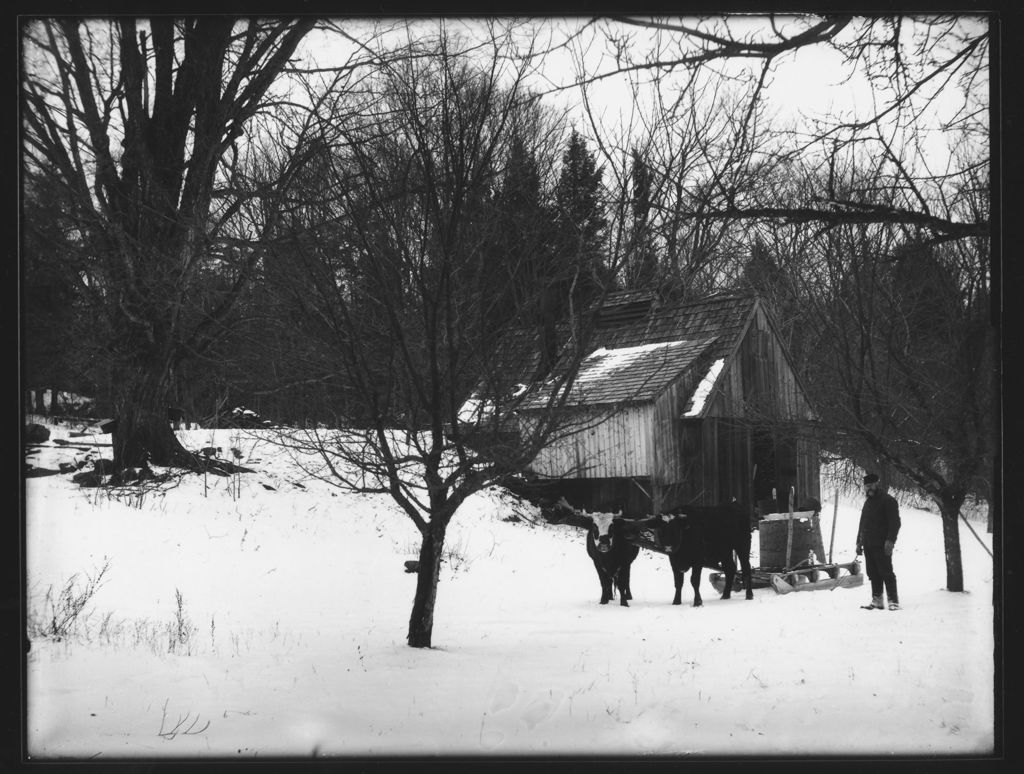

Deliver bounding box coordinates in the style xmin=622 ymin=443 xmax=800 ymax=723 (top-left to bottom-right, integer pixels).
xmin=562 ymin=14 xmax=988 ymax=247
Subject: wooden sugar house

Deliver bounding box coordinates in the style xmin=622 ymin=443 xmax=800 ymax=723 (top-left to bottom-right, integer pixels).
xmin=520 ymin=289 xmax=821 ymax=519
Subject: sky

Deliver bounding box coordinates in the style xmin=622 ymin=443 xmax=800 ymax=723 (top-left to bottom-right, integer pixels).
xmin=289 ymin=14 xmax=987 ymax=178
xmin=23 ymin=15 xmax=984 ymax=203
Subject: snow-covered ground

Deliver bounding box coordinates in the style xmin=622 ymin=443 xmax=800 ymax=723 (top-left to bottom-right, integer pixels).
xmin=23 ymin=419 xmax=995 ymax=759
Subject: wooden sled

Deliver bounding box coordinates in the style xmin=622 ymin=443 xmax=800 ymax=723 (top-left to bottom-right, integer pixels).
xmin=709 ymin=560 xmax=863 ymax=595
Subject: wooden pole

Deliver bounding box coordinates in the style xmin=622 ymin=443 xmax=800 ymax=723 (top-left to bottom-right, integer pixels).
xmin=959 ymin=510 xmax=994 ymax=559
xmin=784 ymin=486 xmax=795 ymax=569
xmin=828 ymin=492 xmax=839 ymax=564
xmin=785 ymin=517 xmax=794 ymax=570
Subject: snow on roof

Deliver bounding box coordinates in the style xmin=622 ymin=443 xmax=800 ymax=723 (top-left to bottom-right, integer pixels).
xmin=524 ymin=338 xmax=717 ymax=408
xmin=457 ymin=383 xmax=529 ymax=424
xmin=583 ymin=341 xmax=682 ymax=380
xmin=683 ymin=358 xmax=725 ymax=417
xmin=457 ymin=396 xmax=491 ymax=424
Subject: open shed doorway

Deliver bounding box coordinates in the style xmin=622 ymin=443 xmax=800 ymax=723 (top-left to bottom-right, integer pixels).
xmin=752 ymin=428 xmax=797 ymax=515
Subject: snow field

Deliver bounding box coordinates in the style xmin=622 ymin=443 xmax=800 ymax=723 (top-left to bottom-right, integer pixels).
xmin=24 ymin=424 xmax=994 ymax=758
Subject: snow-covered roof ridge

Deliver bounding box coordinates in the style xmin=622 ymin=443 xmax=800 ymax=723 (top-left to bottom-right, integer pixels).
xmin=683 ymin=357 xmax=726 ymax=417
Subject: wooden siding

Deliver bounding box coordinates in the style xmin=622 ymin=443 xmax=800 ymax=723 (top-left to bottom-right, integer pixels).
xmin=715 ymin=419 xmax=750 ymax=504
xmin=797 ymin=435 xmax=822 ymax=504
xmin=651 ymin=364 xmax=706 ymax=486
xmin=528 ymin=405 xmax=653 ymax=479
xmin=553 ymin=477 xmax=655 ymax=517
xmin=707 ymin=305 xmax=811 ymax=422
xmin=648 ymin=419 xmax=750 ymax=510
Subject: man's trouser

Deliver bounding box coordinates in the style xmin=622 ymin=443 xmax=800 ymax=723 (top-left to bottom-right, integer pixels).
xmin=863 ymin=546 xmax=898 ymax=602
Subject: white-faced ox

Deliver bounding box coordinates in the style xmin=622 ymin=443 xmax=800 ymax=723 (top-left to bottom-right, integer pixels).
xmin=585 ymin=511 xmax=641 ymax=606
xmin=546 ymin=500 xmax=639 ymax=606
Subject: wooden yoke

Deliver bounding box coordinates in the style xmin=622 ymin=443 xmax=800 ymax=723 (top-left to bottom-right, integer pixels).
xmin=621 ymin=513 xmax=686 ymax=555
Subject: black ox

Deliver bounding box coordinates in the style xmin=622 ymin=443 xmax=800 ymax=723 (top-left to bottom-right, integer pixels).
xmin=546 ymin=498 xmax=753 ymax=607
xmin=656 ymin=501 xmax=754 ymax=606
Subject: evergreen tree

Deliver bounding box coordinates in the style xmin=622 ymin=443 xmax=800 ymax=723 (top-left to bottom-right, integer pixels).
xmin=21 ymin=177 xmax=97 ymax=414
xmin=553 ymin=130 xmax=609 ymax=305
xmin=488 ymin=132 xmax=556 ymax=332
xmin=623 ymin=148 xmax=659 ymax=289
xmin=529 ymin=130 xmax=609 ymax=375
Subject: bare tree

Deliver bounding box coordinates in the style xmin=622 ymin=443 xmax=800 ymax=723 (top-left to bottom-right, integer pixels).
xmin=21 ymin=17 xmax=317 ymax=467
xmin=810 ymin=235 xmax=990 ymax=591
xmin=259 ymin=24 xmax=605 ymax=648
xmin=580 ymin=76 xmax=742 ymax=290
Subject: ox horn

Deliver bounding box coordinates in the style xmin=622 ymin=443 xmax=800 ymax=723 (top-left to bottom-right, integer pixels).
xmin=542 ymin=498 xmax=591 ymax=529
xmin=616 ymin=514 xmax=660 ymax=537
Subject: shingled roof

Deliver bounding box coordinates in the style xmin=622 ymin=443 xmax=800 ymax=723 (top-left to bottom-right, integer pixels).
xmin=598 ymin=290 xmax=757 ymax=366
xmin=523 ymin=337 xmax=718 ymax=408
xmin=477 ymin=290 xmax=761 ymax=412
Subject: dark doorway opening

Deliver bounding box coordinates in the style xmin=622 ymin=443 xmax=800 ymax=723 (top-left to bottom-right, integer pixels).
xmin=752 ymin=428 xmax=797 ymax=514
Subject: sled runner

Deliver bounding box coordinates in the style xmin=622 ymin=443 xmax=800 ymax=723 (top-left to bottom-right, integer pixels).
xmin=709 ymin=559 xmax=863 ymax=595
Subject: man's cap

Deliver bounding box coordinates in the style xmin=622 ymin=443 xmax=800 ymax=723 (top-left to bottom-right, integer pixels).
xmin=863 ymin=473 xmax=879 ymax=485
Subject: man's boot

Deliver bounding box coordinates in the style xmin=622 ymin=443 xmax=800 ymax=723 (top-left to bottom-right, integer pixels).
xmin=887 ymin=579 xmax=900 ymax=610
xmin=861 ymin=595 xmax=884 ymax=610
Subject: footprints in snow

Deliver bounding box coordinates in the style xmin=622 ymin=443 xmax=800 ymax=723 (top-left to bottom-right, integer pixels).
xmin=482 ymin=681 xmax=565 ymax=748
xmin=488 ymin=680 xmax=519 ymax=714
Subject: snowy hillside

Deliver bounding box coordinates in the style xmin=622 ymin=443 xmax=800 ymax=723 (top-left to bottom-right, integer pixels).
xmin=23 ymin=420 xmax=995 ymax=759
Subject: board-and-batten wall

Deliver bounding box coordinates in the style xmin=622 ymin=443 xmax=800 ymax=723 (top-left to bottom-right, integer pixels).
xmin=716 ymin=304 xmax=806 ymax=420
xmin=651 ymin=303 xmax=819 ymax=508
xmin=529 ymin=404 xmax=653 ymax=480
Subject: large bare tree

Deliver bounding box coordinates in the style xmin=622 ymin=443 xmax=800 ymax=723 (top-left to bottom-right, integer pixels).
xmin=21 ymin=17 xmax=318 ymax=468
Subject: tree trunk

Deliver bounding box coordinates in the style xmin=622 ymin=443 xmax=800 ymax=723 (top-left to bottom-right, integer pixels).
xmin=112 ymin=370 xmax=196 ymax=469
xmin=407 ymin=518 xmax=447 ymax=648
xmin=34 ymin=389 xmax=47 ymax=415
xmin=938 ymin=496 xmax=965 ymax=592
xmin=49 ymin=388 xmax=59 ymax=415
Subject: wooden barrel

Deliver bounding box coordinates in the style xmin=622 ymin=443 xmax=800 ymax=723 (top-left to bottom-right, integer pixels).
xmin=758 ymin=515 xmax=827 ymax=570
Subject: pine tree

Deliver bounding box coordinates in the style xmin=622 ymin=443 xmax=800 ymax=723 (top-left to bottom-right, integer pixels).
xmin=489 ymin=133 xmax=557 ymax=330
xmin=553 ymin=130 xmax=609 ymax=303
xmin=624 ymin=148 xmax=659 ymax=288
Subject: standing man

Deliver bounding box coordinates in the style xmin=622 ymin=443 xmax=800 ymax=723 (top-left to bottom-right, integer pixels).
xmin=856 ymin=473 xmax=902 ymax=610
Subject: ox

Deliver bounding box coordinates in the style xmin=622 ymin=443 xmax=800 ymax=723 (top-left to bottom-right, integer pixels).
xmin=656 ymin=501 xmax=754 ymax=606
xmin=545 ymin=499 xmax=640 ymax=606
